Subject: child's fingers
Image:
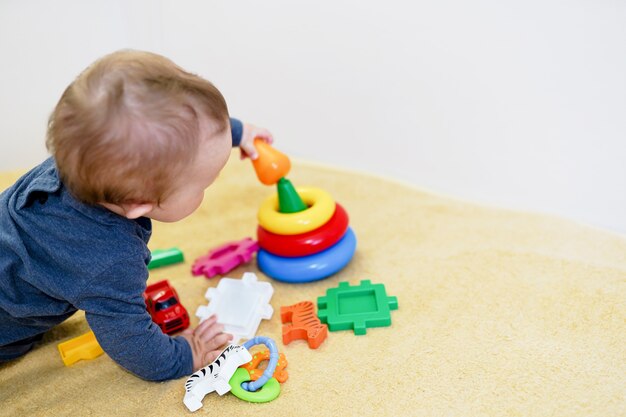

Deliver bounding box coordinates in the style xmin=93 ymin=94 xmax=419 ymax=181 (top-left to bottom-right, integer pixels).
xmin=240 ymin=141 xmax=259 ymax=160
xmin=201 ymin=350 xmax=221 ymax=366
xmin=196 ymin=333 xmax=234 ymax=367
xmin=240 ymin=146 xmax=255 ymax=160
xmin=255 ymin=130 xmax=274 ymax=144
xmin=195 ymin=320 xmax=225 ymax=342
xmin=202 ymin=332 xmax=233 ymax=353
xmin=200 ymin=343 xmax=232 ymax=366
xmin=239 ymin=127 xmax=275 ymax=161
xmin=195 ymin=315 xmax=218 ymax=333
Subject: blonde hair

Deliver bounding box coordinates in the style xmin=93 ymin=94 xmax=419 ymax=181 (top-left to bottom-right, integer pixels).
xmin=46 ymin=49 xmax=229 ymax=205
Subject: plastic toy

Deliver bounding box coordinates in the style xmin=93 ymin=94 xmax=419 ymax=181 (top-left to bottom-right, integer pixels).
xmin=252 ymin=138 xmax=291 ymax=185
xmin=241 ymin=336 xmax=279 ymax=391
xmin=317 ymin=280 xmax=398 ymax=335
xmin=257 ymin=227 xmax=357 ymax=283
xmin=147 ymin=247 xmax=184 ymax=269
xmin=228 ymin=368 xmax=281 ymax=403
xmin=57 ymin=331 xmax=104 ymax=366
xmin=281 ymin=301 xmax=328 ymax=349
xmin=250 ymin=141 xmax=357 ymax=283
xmin=183 ymin=344 xmax=252 ymax=412
xmin=257 ymin=203 xmax=350 ymax=257
xmin=276 ymin=177 xmax=307 ymax=213
xmin=196 ymin=272 xmax=274 ymax=342
xmin=191 ymin=238 xmax=259 ymax=279
xmin=258 ymin=187 xmax=336 ymax=235
xmin=228 ymin=336 xmax=281 ymax=403
xmin=143 ymin=280 xmax=190 ymax=335
xmin=241 ymin=350 xmax=289 ymax=383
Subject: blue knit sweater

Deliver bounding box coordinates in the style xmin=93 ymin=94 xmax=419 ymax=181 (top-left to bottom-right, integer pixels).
xmin=0 ymin=117 xmax=243 ymax=380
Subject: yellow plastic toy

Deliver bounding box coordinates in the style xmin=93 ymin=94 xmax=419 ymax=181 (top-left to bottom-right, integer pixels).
xmin=57 ymin=331 xmax=104 ymax=366
xmin=252 ymin=138 xmax=291 ymax=185
xmin=257 ymin=187 xmax=336 ymax=235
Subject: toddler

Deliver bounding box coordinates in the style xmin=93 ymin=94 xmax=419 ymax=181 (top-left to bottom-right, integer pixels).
xmin=0 ymin=50 xmax=273 ymax=380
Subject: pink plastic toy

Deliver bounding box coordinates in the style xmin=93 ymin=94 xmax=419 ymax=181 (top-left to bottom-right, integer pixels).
xmin=192 ymin=238 xmax=260 ymax=279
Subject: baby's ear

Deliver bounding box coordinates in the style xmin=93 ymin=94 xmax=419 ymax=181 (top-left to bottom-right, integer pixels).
xmin=121 ymin=202 xmax=154 ymax=219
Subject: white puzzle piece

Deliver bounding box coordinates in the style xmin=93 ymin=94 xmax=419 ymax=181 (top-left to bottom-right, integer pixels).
xmin=196 ymin=272 xmax=274 ymax=343
xmin=183 ymin=344 xmax=252 ymax=412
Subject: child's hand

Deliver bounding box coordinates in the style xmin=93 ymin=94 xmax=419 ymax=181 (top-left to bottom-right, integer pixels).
xmin=181 ymin=315 xmax=233 ymax=371
xmin=239 ymin=123 xmax=274 ymax=160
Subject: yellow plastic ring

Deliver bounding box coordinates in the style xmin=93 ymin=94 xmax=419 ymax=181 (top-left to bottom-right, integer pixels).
xmin=258 ymin=187 xmax=336 ymax=235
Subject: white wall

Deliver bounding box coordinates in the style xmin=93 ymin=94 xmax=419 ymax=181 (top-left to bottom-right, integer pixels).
xmin=1 ymin=0 xmax=625 ymax=232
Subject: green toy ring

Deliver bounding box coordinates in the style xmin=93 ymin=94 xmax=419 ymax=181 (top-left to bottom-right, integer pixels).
xmin=229 ymin=368 xmax=280 ymax=403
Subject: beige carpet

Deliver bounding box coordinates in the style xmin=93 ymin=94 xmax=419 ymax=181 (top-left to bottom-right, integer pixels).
xmin=1 ymin=152 xmax=625 ymax=417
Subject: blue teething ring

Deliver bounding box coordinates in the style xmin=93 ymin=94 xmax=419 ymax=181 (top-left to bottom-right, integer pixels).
xmin=258 ymin=227 xmax=357 ymax=283
xmin=241 ymin=336 xmax=279 ymax=392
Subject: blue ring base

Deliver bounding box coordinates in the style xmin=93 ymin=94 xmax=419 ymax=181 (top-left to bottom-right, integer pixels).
xmin=258 ymin=227 xmax=357 ymax=283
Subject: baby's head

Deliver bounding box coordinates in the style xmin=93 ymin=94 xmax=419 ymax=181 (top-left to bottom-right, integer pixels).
xmin=46 ymin=50 xmax=233 ymax=222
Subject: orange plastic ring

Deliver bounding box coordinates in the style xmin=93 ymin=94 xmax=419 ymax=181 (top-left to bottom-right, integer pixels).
xmin=240 ymin=349 xmax=289 ymax=383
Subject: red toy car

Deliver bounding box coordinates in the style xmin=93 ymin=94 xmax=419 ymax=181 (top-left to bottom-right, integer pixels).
xmin=143 ymin=280 xmax=190 ymax=335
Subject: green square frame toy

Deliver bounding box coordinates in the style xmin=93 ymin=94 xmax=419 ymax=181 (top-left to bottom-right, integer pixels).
xmin=317 ymin=280 xmax=398 ymax=335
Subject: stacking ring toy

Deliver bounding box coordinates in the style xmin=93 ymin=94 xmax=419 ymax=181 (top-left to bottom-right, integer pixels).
xmin=258 ymin=227 xmax=357 ymax=283
xmin=258 ymin=187 xmax=335 ymax=235
xmin=258 ymin=203 xmax=349 ymax=257
xmin=241 ymin=349 xmax=289 ymax=383
xmin=229 ymin=368 xmax=280 ymax=403
xmin=241 ymin=336 xmax=279 ymax=392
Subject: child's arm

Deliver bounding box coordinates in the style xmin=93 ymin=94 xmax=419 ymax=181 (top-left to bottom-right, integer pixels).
xmin=74 ymin=253 xmax=213 ymax=381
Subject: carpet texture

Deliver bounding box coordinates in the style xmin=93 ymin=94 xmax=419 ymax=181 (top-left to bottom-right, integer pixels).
xmin=1 ymin=153 xmax=625 ymax=417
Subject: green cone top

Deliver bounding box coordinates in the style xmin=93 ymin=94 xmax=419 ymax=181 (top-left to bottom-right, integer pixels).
xmin=277 ymin=177 xmax=307 ymax=213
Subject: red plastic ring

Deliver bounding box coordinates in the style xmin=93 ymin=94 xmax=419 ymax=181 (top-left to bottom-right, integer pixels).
xmin=257 ymin=203 xmax=349 ymax=257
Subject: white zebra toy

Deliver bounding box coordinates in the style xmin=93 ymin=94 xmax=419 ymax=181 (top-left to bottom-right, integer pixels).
xmin=183 ymin=344 xmax=252 ymax=412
